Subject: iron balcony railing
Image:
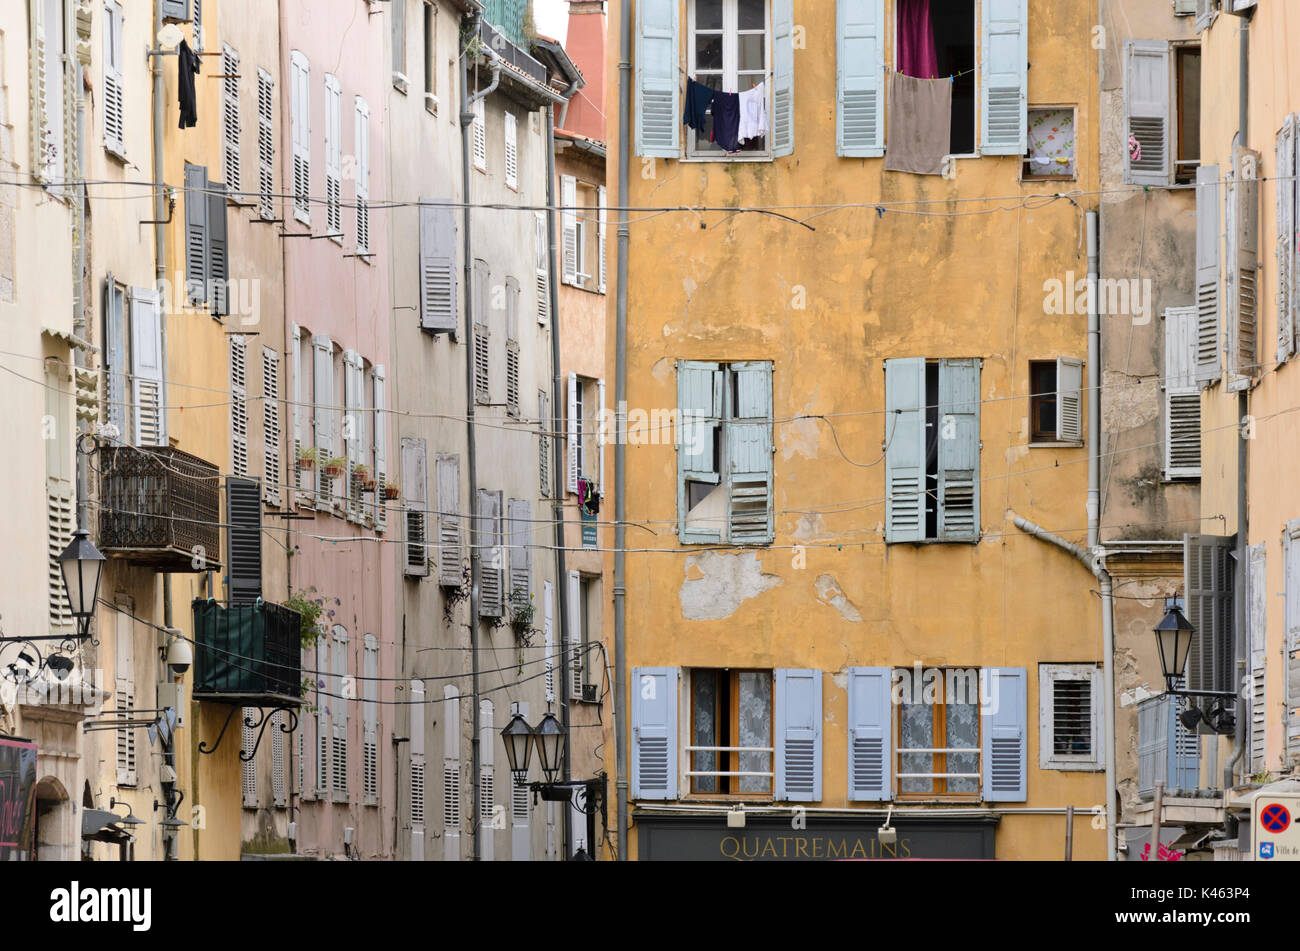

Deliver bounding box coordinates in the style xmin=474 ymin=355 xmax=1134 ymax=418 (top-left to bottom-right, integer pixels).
xmin=686 ymin=745 xmax=774 ymax=781
xmin=1137 ymin=692 xmax=1204 ymax=798
xmin=192 ymin=599 xmax=302 ymax=706
xmin=477 ymin=18 xmax=547 ymax=86
xmin=98 ymin=445 xmax=221 ymax=572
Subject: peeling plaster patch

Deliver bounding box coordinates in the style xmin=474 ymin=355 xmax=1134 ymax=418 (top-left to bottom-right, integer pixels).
xmin=1005 ymin=443 xmax=1030 ymax=465
xmin=682 ymin=275 xmax=698 ymax=300
xmin=684 ymin=561 xmax=705 ymax=581
xmin=815 ymin=574 xmax=862 ymax=622
xmin=830 ymin=670 xmax=849 ymax=690
xmin=781 ymin=393 xmax=822 ymax=461
xmin=680 ymin=551 xmax=783 ymax=621
xmin=651 ymin=358 xmax=673 ymax=383
xmin=793 ymin=513 xmax=829 ymax=541
xmin=1103 ymin=369 xmax=1159 ymax=430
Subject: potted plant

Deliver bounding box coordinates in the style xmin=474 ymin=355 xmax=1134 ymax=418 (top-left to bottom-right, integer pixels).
xmin=296 ymin=446 xmax=319 ymax=470
xmin=382 ymin=481 xmax=400 ymax=501
xmin=322 ymin=456 xmax=347 ymax=480
xmin=509 ymin=588 xmax=535 ymax=636
xmin=353 ymin=463 xmax=376 ymax=493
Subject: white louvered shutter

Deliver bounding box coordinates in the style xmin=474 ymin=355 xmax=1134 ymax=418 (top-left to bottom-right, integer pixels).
xmin=1275 ymin=115 xmax=1298 ymax=363
xmin=342 ymin=350 xmax=362 ymax=517
xmin=567 ymin=569 xmax=583 ymax=700
xmin=506 ymin=279 xmax=520 ymax=418
xmin=479 ymin=700 xmax=495 ymax=861
xmin=535 ymin=211 xmax=549 ymax=323
xmin=115 ymin=610 xmax=137 ymax=786
xmin=419 ymin=199 xmax=458 ymax=334
xmin=443 ymin=685 xmax=461 ymax=861
xmin=979 ymin=0 xmax=1028 ymax=156
xmin=257 ymin=69 xmax=275 ymax=219
xmin=511 ymin=701 xmax=531 ymax=861
xmin=262 ymin=346 xmax=281 ymax=504
xmin=372 ymin=366 xmax=387 ymax=528
xmin=1227 ymin=150 xmax=1261 ymax=381
xmin=634 ymin=0 xmax=679 ymax=157
xmin=222 ymin=45 xmax=241 ymax=196
xmin=1163 ymin=307 xmax=1201 ymax=479
xmin=46 ymin=481 xmax=74 ymax=633
xmin=104 ymin=280 xmax=126 ymax=438
xmin=129 ymin=287 xmax=166 ymax=446
xmin=836 ymin=0 xmax=885 ymax=157
xmin=560 ymin=175 xmax=578 ymax=285
xmin=1195 ymin=165 xmax=1222 ymax=383
xmin=1285 ymin=523 xmax=1300 ymax=764
xmin=291 ymin=51 xmax=310 ymax=223
xmin=410 ymin=678 xmax=426 ymax=860
xmin=981 ymin=668 xmax=1028 ymax=802
xmin=726 ymin=363 xmax=773 ymax=544
xmin=241 ymin=707 xmax=257 ymax=807
xmin=312 ymin=335 xmax=334 ymax=500
xmin=473 ymin=261 xmax=490 ymax=403
xmin=1246 ymin=544 xmax=1267 ymax=773
xmin=316 ymin=638 xmax=329 ymax=796
xmin=771 ymin=0 xmax=794 ymax=157
xmin=402 ymin=437 xmax=429 ymax=577
xmin=103 ymin=1 xmax=124 ymax=155
xmin=324 ymin=74 xmax=341 ymax=237
xmin=271 ymin=711 xmax=287 ymax=807
xmin=504 ymin=111 xmax=518 ymax=189
xmin=937 ymin=359 xmax=980 ymax=541
xmin=884 ymin=358 xmax=926 ymax=543
xmin=1124 ymin=41 xmax=1171 ymax=186
xmin=472 ymin=98 xmax=485 ymax=171
xmin=229 ymin=335 xmax=248 ymax=477
xmin=436 ymin=454 xmax=461 ymax=586
xmin=290 ymin=324 xmax=307 ymax=497
xmin=477 ymin=490 xmax=504 ymax=619
xmin=847 ymin=667 xmax=892 ymax=801
xmin=538 ymin=390 xmax=550 ymax=497
xmin=331 ymin=630 xmax=349 ymax=798
xmin=1055 ymin=358 xmax=1083 ymax=444
xmin=507 ymin=499 xmax=530 ymax=611
xmin=567 ymin=373 xmax=580 ymax=493
xmin=543 ymin=581 xmax=555 ymax=703
xmin=597 ymin=186 xmax=607 ymax=292
xmin=363 ymin=634 xmax=378 ymax=803
xmin=597 ymin=378 xmax=607 ymax=491
xmin=355 ymin=97 xmax=370 ymax=255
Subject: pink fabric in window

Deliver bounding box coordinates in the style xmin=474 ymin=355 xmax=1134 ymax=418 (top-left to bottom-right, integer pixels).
xmin=897 ymin=0 xmax=939 ymax=80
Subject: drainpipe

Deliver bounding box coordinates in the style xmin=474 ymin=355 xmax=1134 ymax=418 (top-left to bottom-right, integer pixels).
xmin=460 ymin=18 xmax=499 ymax=862
xmin=613 ymin=0 xmax=631 ymax=860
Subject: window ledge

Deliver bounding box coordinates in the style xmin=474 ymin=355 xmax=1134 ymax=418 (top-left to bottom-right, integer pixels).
xmin=1028 ymin=441 xmax=1084 ymax=449
xmin=105 ymin=146 xmax=127 ymax=163
xmin=1041 ymin=761 xmax=1104 ymax=772
xmin=680 ymin=154 xmax=773 ymax=164
xmin=886 ymin=537 xmax=981 ymax=546
xmin=393 ymin=73 xmax=409 ymax=95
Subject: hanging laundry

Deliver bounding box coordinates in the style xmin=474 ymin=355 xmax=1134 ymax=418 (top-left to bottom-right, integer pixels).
xmin=710 ymin=91 xmax=742 ymax=152
xmin=683 ymin=78 xmax=717 ymax=132
xmin=884 ymin=73 xmax=951 ymax=176
xmin=738 ymin=81 xmax=769 ymax=144
xmin=177 ymin=39 xmax=201 ymax=129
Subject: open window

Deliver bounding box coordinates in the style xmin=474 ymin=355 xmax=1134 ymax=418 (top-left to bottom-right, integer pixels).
xmin=1028 ymin=358 xmax=1083 ymax=446
xmin=1175 ymin=45 xmax=1201 ymax=184
xmin=894 ymin=0 xmax=976 ymax=155
xmin=687 ymin=0 xmax=769 ymax=157
xmin=1022 ymin=107 xmax=1077 ymax=181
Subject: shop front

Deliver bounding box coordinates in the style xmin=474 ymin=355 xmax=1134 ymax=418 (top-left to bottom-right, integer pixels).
xmin=0 ymin=737 xmax=38 ymax=861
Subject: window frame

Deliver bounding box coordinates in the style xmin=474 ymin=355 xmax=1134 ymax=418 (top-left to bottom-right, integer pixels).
xmin=894 ymin=669 xmax=981 ymax=800
xmin=1174 ymin=44 xmax=1201 ymax=185
xmin=684 ymin=0 xmax=773 ymax=162
xmin=687 ymin=667 xmax=775 ymax=798
xmin=1028 ymin=359 xmax=1058 ymax=443
xmin=1038 ymin=664 xmax=1103 ymax=771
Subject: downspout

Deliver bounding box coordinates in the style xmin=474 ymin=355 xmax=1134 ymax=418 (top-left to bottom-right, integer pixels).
xmin=613 ymin=0 xmax=632 ymax=860
xmin=460 ymin=15 xmax=497 ymax=861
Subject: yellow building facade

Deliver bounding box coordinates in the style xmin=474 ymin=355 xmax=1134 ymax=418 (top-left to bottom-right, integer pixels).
xmin=607 ymin=0 xmax=1108 ymax=860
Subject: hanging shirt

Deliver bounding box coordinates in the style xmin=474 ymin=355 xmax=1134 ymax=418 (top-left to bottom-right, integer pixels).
xmin=683 ymin=78 xmax=716 ymax=132
xmin=738 ymin=81 xmax=769 ymax=144
xmin=177 ymin=39 xmax=201 ymax=129
xmin=710 ymin=91 xmax=742 ymax=152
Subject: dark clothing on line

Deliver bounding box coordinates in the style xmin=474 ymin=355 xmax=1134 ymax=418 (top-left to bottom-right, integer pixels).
xmin=178 ymin=39 xmax=201 ymax=129
xmin=683 ymin=78 xmax=716 ymax=131
xmin=710 ymin=91 xmax=742 ymax=152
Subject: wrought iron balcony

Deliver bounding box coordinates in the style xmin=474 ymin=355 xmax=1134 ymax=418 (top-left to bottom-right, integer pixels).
xmin=192 ymin=599 xmax=302 ymax=706
xmin=477 ymin=18 xmax=547 ymax=86
xmin=98 ymin=445 xmax=221 ymax=572
xmin=1137 ymin=692 xmax=1206 ymax=798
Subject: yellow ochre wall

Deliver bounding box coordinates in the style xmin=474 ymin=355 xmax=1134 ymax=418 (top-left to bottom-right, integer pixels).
xmin=606 ymin=0 xmax=1106 ymax=860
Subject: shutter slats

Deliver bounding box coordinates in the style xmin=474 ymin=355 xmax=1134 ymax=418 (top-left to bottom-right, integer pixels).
xmin=222 ymin=46 xmax=241 ymax=195
xmin=837 ymin=0 xmax=885 ymax=157
xmin=1228 ymin=152 xmax=1261 ymax=379
xmin=726 ymin=363 xmax=774 ymax=545
xmin=355 ymin=97 xmax=370 ymax=255
xmin=634 ymin=0 xmax=679 ymax=157
xmin=981 ymin=668 xmax=1027 ymax=801
xmin=263 ymin=347 xmax=282 ymax=504
xmin=1196 ymin=165 xmax=1223 ymax=382
xmin=507 ymin=499 xmax=531 ymax=609
xmin=1164 ymin=307 xmax=1202 ymax=478
xmin=403 ymin=438 xmax=429 ymax=577
xmin=227 ymin=476 xmax=262 ymax=603
xmin=436 ymin=454 xmax=462 ymax=585
xmin=847 ymin=667 xmax=891 ymax=801
xmin=980 ymin=0 xmax=1028 ymax=155
xmin=1185 ymin=533 xmax=1234 ymax=696
xmin=258 ymin=70 xmax=275 ymax=219
xmin=885 ymin=358 xmax=925 ymax=543
xmin=1124 ymin=41 xmax=1171 ymax=185
xmin=771 ymin=0 xmax=794 ymax=157
xmin=775 ymin=669 xmax=822 ymax=802
xmin=631 ymin=667 xmax=677 ymax=799
xmin=419 ymin=200 xmax=458 ymax=334
xmin=477 ymin=490 xmax=504 ymax=618
xmin=103 ymin=2 xmax=124 ymax=154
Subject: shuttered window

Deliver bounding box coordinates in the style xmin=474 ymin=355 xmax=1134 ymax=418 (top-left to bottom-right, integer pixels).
xmin=271 ymin=710 xmax=287 ymax=807
xmin=885 ymin=358 xmax=981 ymax=543
xmin=1226 ymin=150 xmax=1261 ymax=382
xmin=847 ymin=667 xmax=891 ymax=801
xmin=1124 ymin=41 xmax=1171 ymax=186
xmin=980 ymin=667 xmax=1027 ymax=801
xmin=1283 ymin=522 xmax=1300 ymax=766
xmin=538 ymin=390 xmax=550 ymax=498
xmin=363 ymin=634 xmax=379 ymax=804
xmin=315 ymin=638 xmax=329 ymax=797
xmin=473 ymin=260 xmax=490 ymax=403
xmin=372 ymin=366 xmax=387 ymax=528
xmin=183 ymin=163 xmax=230 ymax=315
xmin=312 ymin=335 xmax=335 ymax=502
xmin=510 ymin=702 xmax=531 ymax=861
xmin=128 ymin=287 xmax=166 ymax=446
xmin=230 ymin=335 xmax=249 ymax=477
xmin=635 ymin=0 xmax=680 ymax=157
xmin=1039 ymin=665 xmax=1102 ymax=770
xmin=402 ymin=437 xmax=429 ymax=577
xmin=597 ymin=186 xmax=607 ymax=292
xmin=1246 ymin=544 xmax=1267 ymax=773
xmin=114 ymin=605 xmax=137 ymax=786
xmin=330 ymin=627 xmax=349 ymax=799
xmin=222 ymin=44 xmax=241 ymax=197
xmin=436 ymin=453 xmax=462 ymax=586
xmin=631 ymin=667 xmax=678 ymax=800
xmin=479 ymin=699 xmax=495 ymax=861
xmin=102 ymin=1 xmax=124 ymax=156
xmin=472 ymin=98 xmax=486 ymax=171
xmin=262 ymin=346 xmax=281 ymax=505
xmin=1277 ymin=115 xmax=1299 ymax=364
xmin=1195 ymin=165 xmax=1222 ymax=383
xmin=442 ymin=685 xmax=461 ymax=860
xmin=676 ymin=361 xmax=773 ymax=545
xmin=1163 ymin=307 xmax=1201 ymax=479
xmin=837 ymin=0 xmax=885 ymax=157
xmin=419 ymin=199 xmax=457 ymax=334
xmin=33 ymin=0 xmax=69 ymax=184
xmin=290 ymin=325 xmax=309 ymax=499
xmin=506 ymin=277 xmax=520 ymax=418
xmin=410 ymin=679 xmax=426 ymax=859
xmin=227 ymin=477 xmax=262 ymax=603
xmin=567 ymin=570 xmax=584 ymax=701
xmin=477 ymin=489 xmax=504 ymax=619
xmin=774 ymin=669 xmax=822 ymax=802
xmin=543 ymin=581 xmax=555 ymax=703
xmin=1185 ymin=533 xmax=1235 ymax=697
xmin=391 ymin=0 xmax=407 ymax=87
xmin=560 ymin=175 xmax=578 ymax=284
xmin=355 ymin=97 xmax=371 ymax=256
xmin=257 ymin=69 xmax=275 ymax=220
xmin=535 ymin=211 xmax=549 ymax=323
xmin=342 ymin=351 xmax=365 ymax=521
xmin=290 ymin=51 xmax=311 ymax=224
xmin=47 ymin=481 xmax=74 ymax=633
xmin=504 ymin=111 xmax=518 ymax=189
xmin=979 ymin=0 xmax=1028 ymax=156
xmin=324 ymin=74 xmax=342 ymax=239
xmin=241 ymin=707 xmax=257 ymax=807
xmin=506 ymin=499 xmax=531 ymax=614
xmin=103 ymin=279 xmax=127 ymax=438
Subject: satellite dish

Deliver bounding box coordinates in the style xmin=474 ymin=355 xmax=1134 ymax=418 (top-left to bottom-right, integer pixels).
xmin=157 ymin=23 xmax=184 ymax=51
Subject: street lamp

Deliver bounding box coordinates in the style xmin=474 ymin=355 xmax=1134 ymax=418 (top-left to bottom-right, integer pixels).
xmin=1153 ymin=603 xmax=1195 ymax=691
xmin=501 ymin=711 xmax=534 ymax=783
xmin=533 ymin=711 xmax=565 ymax=785
xmin=58 ymin=528 xmax=105 ymax=640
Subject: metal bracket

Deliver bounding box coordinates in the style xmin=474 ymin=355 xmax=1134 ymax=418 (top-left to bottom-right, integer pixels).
xmin=198 ymin=703 xmax=300 ymax=761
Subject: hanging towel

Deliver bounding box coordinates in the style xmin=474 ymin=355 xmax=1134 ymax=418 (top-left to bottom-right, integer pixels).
xmin=177 ymin=39 xmax=201 ymax=129
xmin=738 ymin=81 xmax=769 ymax=144
xmin=884 ymin=73 xmax=951 ymax=176
xmin=711 ymin=91 xmax=742 ymax=152
xmin=683 ymin=78 xmax=717 ymax=132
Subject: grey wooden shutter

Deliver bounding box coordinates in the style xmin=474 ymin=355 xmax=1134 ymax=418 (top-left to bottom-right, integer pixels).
xmin=847 ymin=667 xmax=891 ymax=801
xmin=442 ymin=685 xmax=461 ymax=861
xmin=938 ymin=359 xmax=981 ymax=541
xmin=477 ymin=490 xmax=503 ymax=618
xmin=207 ymin=182 xmax=229 ymax=316
xmin=775 ymin=669 xmax=822 ymax=802
xmin=1185 ymin=533 xmax=1234 ymax=696
xmin=227 ymin=476 xmax=262 ymax=603
xmin=184 ymin=163 xmax=209 ymax=304
xmin=1124 ymin=41 xmax=1171 ymax=186
xmin=1227 ymin=151 xmax=1260 ymax=380
xmin=979 ymin=0 xmax=1028 ymax=155
xmin=103 ymin=1 xmax=124 ymax=155
xmin=1246 ymin=543 xmax=1267 ymax=773
xmin=772 ymin=0 xmax=794 ymax=157
xmin=229 ymin=335 xmax=249 ymax=477
xmin=836 ymin=0 xmax=885 ymax=158
xmin=436 ymin=453 xmax=461 ymax=586
xmin=129 ymin=287 xmax=166 ymax=446
xmin=885 ymin=358 xmax=926 ymax=542
xmin=1195 ymin=165 xmax=1222 ymax=383
xmin=507 ymin=499 xmax=531 ymax=609
xmin=1055 ymin=357 xmax=1083 ymax=444
xmin=104 ymin=279 xmax=126 ymax=438
xmin=1278 ymin=115 xmax=1297 ymax=363
xmin=1163 ymin=307 xmax=1202 ymax=479
xmin=631 ymin=667 xmax=677 ymax=800
xmin=410 ymin=678 xmax=426 ymax=860
xmin=981 ymin=667 xmax=1027 ymax=802
xmin=1285 ymin=522 xmax=1300 ymax=764
xmin=634 ymin=0 xmax=679 ymax=157
xmin=160 ymin=0 xmax=190 ymax=21
xmin=419 ymin=200 xmax=457 ymax=333
xmin=402 ymin=437 xmax=429 ymax=577
xmin=726 ymin=362 xmax=774 ymax=545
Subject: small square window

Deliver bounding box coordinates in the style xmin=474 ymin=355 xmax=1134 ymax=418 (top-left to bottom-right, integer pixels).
xmin=1029 ymin=361 xmax=1058 ymax=442
xmin=1023 ymin=108 xmax=1077 ymax=180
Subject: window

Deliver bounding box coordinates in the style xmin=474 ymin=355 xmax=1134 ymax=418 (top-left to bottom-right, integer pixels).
xmin=423 ymin=2 xmax=437 ymax=111
xmin=1163 ymin=307 xmax=1201 ymax=479
xmin=103 ymin=281 xmax=167 ymax=447
xmin=1028 ymin=358 xmax=1083 ymax=445
xmin=689 ymin=669 xmax=773 ymax=796
xmin=535 ymin=211 xmax=549 ymax=323
xmin=1124 ymin=41 xmax=1172 ymax=186
xmin=686 ymin=0 xmax=768 ymax=157
xmin=477 ymin=489 xmax=504 ymax=619
xmin=676 ymin=361 xmax=773 ymax=545
xmin=183 ymin=164 xmax=230 ymax=315
xmin=402 ymin=437 xmax=429 ymax=577
xmin=419 ymin=200 xmax=458 ymax=334
xmin=566 ymin=572 xmax=598 ymax=700
xmin=560 ymin=175 xmax=578 ymax=284
xmin=222 ymin=45 xmax=241 ymax=198
xmin=895 ymin=667 xmax=980 ymax=796
xmin=1022 ymin=107 xmax=1076 ymax=180
xmin=1185 ymin=533 xmax=1235 ymax=701
xmin=324 ymin=74 xmax=342 ymax=239
xmin=311 ymin=335 xmax=338 ymax=503
xmin=435 ymin=453 xmax=462 ymax=586
xmin=895 ymin=0 xmax=975 ymax=156
xmin=479 ymin=699 xmax=495 ymax=860
xmin=363 ymin=634 xmax=379 ymax=804
xmin=1175 ymin=46 xmax=1201 ymax=184
xmin=567 ymin=374 xmax=605 ymax=494
xmin=884 ymin=358 xmax=980 ymax=543
xmin=103 ymin=1 xmax=125 ymax=157
xmin=371 ymin=366 xmax=387 ymax=528
xmin=36 ymin=0 xmax=68 ymax=184
xmin=330 ymin=626 xmax=349 ymax=800
xmin=507 ymin=499 xmax=532 ymax=610
xmin=1039 ymin=665 xmax=1102 ymax=771
xmin=505 ymin=277 xmax=520 ymax=417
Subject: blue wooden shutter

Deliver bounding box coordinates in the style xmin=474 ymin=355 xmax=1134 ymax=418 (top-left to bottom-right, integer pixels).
xmin=981 ymin=667 xmax=1027 ymax=801
xmin=836 ymin=0 xmax=885 ymax=157
xmin=847 ymin=667 xmax=892 ymax=801
xmin=884 ymin=358 xmax=926 ymax=543
xmin=631 ymin=666 xmax=677 ymax=800
xmin=772 ymin=0 xmax=794 ymax=157
xmin=938 ymin=359 xmax=980 ymax=541
xmin=419 ymin=199 xmax=458 ymax=335
xmin=979 ymin=0 xmax=1027 ymax=156
xmin=1124 ymin=41 xmax=1172 ymax=186
xmin=634 ymin=0 xmax=679 ymax=158
xmin=1195 ymin=165 xmax=1222 ymax=383
xmin=727 ymin=362 xmax=774 ymax=545
xmin=677 ymin=360 xmax=722 ymax=544
xmin=775 ymin=669 xmax=822 ymax=802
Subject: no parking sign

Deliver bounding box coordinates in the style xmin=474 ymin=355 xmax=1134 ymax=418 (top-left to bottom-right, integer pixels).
xmin=1253 ymin=795 xmax=1300 ymax=860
